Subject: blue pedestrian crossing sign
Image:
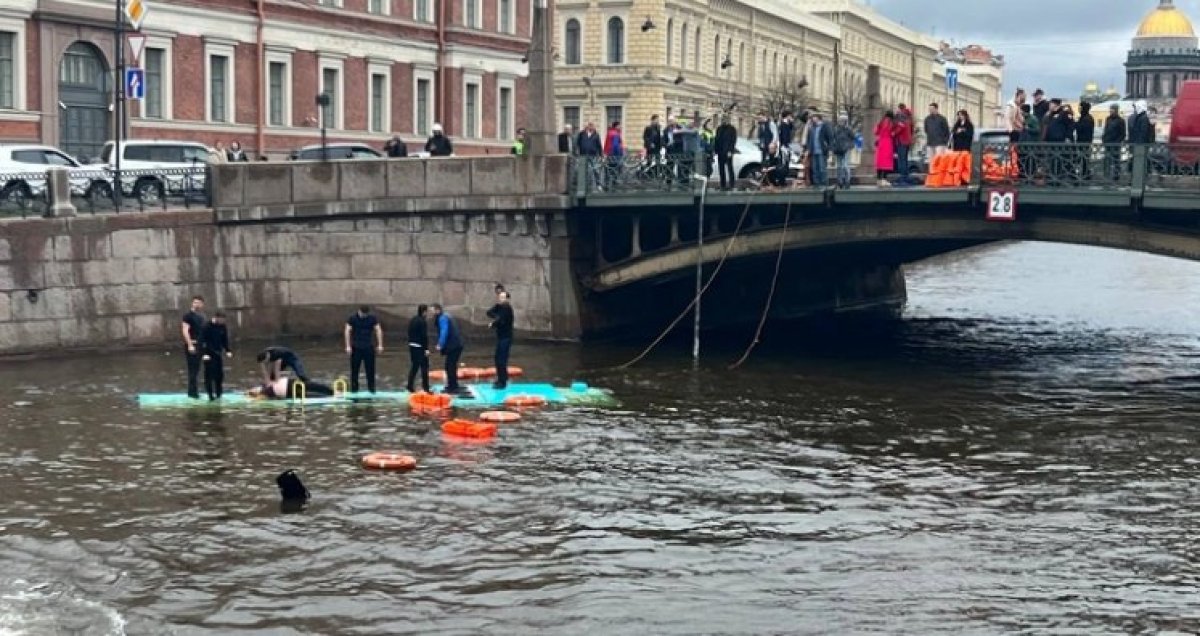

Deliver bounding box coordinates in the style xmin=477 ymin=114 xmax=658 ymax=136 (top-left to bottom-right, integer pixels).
xmin=945 ymin=64 xmax=959 ymax=92
xmin=125 ymin=68 xmax=145 ymax=100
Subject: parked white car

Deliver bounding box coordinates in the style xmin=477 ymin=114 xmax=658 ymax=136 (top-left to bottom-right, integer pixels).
xmin=0 ymin=144 xmax=112 ymax=205
xmin=710 ymin=137 xmax=803 ymax=181
xmin=100 ymin=140 xmax=211 ymax=203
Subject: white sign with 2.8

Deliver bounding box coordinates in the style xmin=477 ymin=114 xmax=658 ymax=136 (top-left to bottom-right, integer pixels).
xmin=987 ymin=190 xmax=1017 ymax=222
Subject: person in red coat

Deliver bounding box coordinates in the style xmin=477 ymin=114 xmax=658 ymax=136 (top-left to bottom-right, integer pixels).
xmin=874 ymin=112 xmax=897 ymax=187
xmin=603 ymin=121 xmax=625 ymax=189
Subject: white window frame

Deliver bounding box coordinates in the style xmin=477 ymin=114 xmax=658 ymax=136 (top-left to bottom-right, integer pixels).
xmin=498 ymin=0 xmax=515 ymax=34
xmin=497 ymin=76 xmax=515 ymax=140
xmin=414 ymin=0 xmax=432 ymax=23
xmin=464 ymin=0 xmax=482 ymax=29
xmin=204 ymin=40 xmax=236 ymax=123
xmin=368 ymin=0 xmax=390 ymax=15
xmin=138 ymin=35 xmax=174 ymax=120
xmin=316 ymin=0 xmax=344 ymax=7
xmin=265 ymin=47 xmax=293 ymax=128
xmin=562 ymin=16 xmax=583 ymax=66
xmin=413 ymin=66 xmax=436 ymax=136
xmin=0 ymin=18 xmax=28 ymax=111
xmin=368 ymin=61 xmax=391 ymax=134
xmin=463 ymin=73 xmax=482 ymax=139
xmin=318 ymin=55 xmax=345 ymax=130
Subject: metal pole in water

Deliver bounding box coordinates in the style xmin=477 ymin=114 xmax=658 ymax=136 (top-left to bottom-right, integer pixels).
xmin=693 ymin=175 xmax=707 ymax=363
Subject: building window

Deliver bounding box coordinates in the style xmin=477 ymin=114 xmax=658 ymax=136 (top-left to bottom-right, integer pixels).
xmin=0 ymin=31 xmax=12 ymax=109
xmin=416 ymin=75 xmax=432 ymax=136
xmin=465 ymin=0 xmax=480 ymax=29
xmin=268 ymin=61 xmax=285 ymax=126
xmin=498 ymin=85 xmax=513 ymax=140
xmin=370 ymin=74 xmax=385 ymax=132
xmin=465 ymin=81 xmax=480 ymax=138
xmin=499 ymin=0 xmax=513 ymax=34
xmin=368 ymin=0 xmax=386 ymax=14
xmin=665 ymin=19 xmax=673 ymax=66
xmin=606 ymin=17 xmax=624 ymax=64
xmin=605 ymin=105 xmax=623 ymax=131
xmin=563 ymin=105 xmax=580 ymax=130
xmin=321 ymin=66 xmax=340 ymax=129
xmin=713 ymin=34 xmax=719 ymax=75
xmin=209 ymin=54 xmax=229 ymax=122
xmin=738 ymin=43 xmax=745 ymax=82
xmin=316 ymin=0 xmax=342 ymax=6
xmin=415 ymin=0 xmax=430 ymax=22
xmin=143 ymin=48 xmax=164 ymax=118
xmin=693 ymin=27 xmax=700 ymax=70
xmin=565 ymin=19 xmax=581 ymax=65
xmin=680 ymin=24 xmax=687 ymax=69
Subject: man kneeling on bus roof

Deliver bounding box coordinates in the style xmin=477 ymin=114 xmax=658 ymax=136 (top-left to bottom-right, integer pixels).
xmin=246 ymin=376 xmax=336 ymax=400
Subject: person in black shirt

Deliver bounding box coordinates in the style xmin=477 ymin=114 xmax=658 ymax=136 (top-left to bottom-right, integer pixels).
xmin=180 ymin=295 xmax=206 ymax=399
xmin=406 ymin=304 xmax=430 ymax=393
xmin=486 ymin=290 xmax=515 ymax=389
xmin=199 ymin=312 xmax=233 ymax=400
xmin=256 ymin=346 xmax=310 ymax=383
xmin=344 ymin=305 xmax=383 ymax=394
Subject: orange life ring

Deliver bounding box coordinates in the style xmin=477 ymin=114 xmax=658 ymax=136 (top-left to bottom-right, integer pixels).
xmin=361 ymin=452 xmax=417 ymax=471
xmin=503 ymin=394 xmax=547 ymax=408
xmin=482 ymin=367 xmax=525 ymax=376
xmin=480 ymin=410 xmax=521 ymax=423
xmin=441 ymin=419 xmax=497 ymax=438
xmin=458 ymin=367 xmax=489 ymax=381
xmin=429 ymin=370 xmax=448 ymax=383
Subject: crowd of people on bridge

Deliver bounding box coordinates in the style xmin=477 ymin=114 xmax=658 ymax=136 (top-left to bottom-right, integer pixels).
xmin=179 ymin=288 xmax=516 ymax=401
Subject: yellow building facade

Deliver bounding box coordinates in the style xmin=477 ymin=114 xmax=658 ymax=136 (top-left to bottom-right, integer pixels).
xmin=554 ymin=0 xmax=1005 ymax=139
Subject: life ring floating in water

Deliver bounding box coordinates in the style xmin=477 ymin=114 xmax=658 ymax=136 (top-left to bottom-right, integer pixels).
xmin=441 ymin=419 xmax=497 ymax=438
xmin=503 ymin=394 xmax=547 ymax=408
xmin=429 ymin=370 xmax=448 ymax=383
xmin=483 ymin=366 xmax=524 ymax=378
xmin=479 ymin=410 xmax=521 ymax=423
xmin=361 ymin=452 xmax=417 ymax=471
xmin=458 ymin=367 xmax=489 ymax=381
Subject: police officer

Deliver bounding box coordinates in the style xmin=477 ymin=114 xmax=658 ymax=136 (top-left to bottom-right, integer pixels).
xmin=344 ymin=305 xmax=383 ymax=394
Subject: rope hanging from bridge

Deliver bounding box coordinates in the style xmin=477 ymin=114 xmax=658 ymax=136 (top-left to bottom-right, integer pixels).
xmin=618 ymin=190 xmax=758 ymax=370
xmin=728 ymin=201 xmax=792 ymax=370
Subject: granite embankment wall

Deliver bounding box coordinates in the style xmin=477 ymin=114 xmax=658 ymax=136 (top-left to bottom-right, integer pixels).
xmin=0 ymin=156 xmax=577 ymax=356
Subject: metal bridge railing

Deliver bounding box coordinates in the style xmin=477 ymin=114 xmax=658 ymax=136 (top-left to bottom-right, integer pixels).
xmin=0 ymin=166 xmax=211 ymax=219
xmin=571 ymin=152 xmax=707 ymax=196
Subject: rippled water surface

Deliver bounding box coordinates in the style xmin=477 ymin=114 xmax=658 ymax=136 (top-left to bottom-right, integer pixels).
xmin=3 ymin=242 xmax=1200 ymax=635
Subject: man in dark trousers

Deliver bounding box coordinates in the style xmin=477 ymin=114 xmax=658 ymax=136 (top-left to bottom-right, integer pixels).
xmin=181 ymin=295 xmax=206 ymax=399
xmin=1102 ymin=103 xmax=1127 ymax=181
xmin=199 ymin=312 xmax=233 ymax=401
xmin=344 ymin=305 xmax=383 ymax=394
xmin=714 ymin=116 xmax=738 ymax=191
xmin=1075 ymin=101 xmax=1096 ymax=181
xmin=486 ymin=289 xmax=515 ymax=390
xmin=257 ymin=346 xmax=310 ymax=383
xmin=432 ymin=304 xmax=465 ymax=394
xmin=406 ymin=304 xmax=431 ymax=393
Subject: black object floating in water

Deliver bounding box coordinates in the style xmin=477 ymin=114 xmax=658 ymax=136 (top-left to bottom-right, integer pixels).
xmin=277 ymin=469 xmax=310 ymax=513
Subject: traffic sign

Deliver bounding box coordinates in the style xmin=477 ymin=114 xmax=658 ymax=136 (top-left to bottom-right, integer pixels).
xmin=945 ymin=63 xmax=959 ymax=92
xmin=986 ymin=190 xmax=1017 ymax=222
xmin=125 ymin=68 xmax=145 ymax=100
xmin=124 ymin=0 xmax=148 ymax=30
xmin=127 ymin=33 xmax=147 ymax=66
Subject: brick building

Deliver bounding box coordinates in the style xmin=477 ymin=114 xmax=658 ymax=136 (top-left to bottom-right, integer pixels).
xmin=0 ymin=0 xmax=531 ymax=159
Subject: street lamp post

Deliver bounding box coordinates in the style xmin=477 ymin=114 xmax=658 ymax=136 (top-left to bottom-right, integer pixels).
xmin=315 ymin=93 xmax=331 ymax=161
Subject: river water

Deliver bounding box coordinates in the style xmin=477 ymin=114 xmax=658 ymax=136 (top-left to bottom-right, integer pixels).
xmin=2 ymin=242 xmax=1200 ymax=635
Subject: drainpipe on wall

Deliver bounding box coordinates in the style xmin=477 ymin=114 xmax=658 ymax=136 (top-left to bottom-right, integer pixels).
xmin=437 ymin=0 xmax=448 ymax=130
xmin=255 ymin=0 xmax=266 ymax=158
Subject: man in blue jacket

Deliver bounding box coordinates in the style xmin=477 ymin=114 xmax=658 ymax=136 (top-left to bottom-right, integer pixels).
xmin=432 ymin=303 xmax=465 ymax=394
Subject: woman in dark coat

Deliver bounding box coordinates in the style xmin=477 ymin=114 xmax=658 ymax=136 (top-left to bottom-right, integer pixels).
xmin=951 ymin=110 xmax=975 ymax=152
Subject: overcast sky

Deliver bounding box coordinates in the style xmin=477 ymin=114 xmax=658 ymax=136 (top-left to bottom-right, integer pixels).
xmin=869 ymin=0 xmax=1200 ymax=99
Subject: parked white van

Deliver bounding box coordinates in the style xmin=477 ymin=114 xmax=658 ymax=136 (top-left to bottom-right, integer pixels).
xmin=99 ymin=140 xmax=211 ymax=203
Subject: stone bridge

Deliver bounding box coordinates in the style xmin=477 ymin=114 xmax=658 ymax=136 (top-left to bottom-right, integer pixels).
xmin=3 ymin=143 xmax=1200 ymax=354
